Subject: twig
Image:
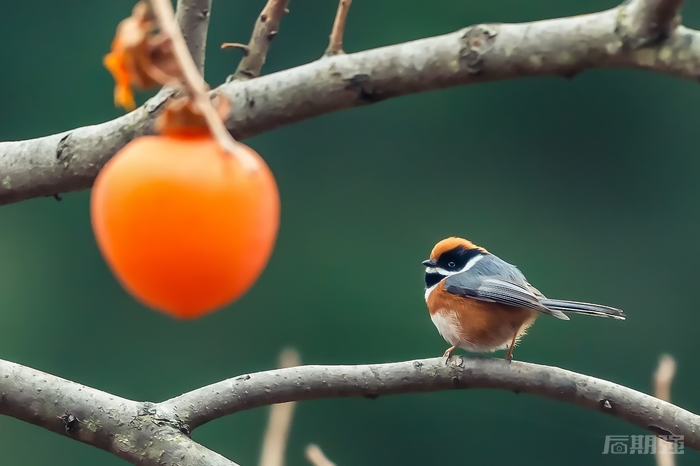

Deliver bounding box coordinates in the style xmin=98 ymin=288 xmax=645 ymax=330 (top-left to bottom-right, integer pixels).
xmin=5 ymin=1 xmax=700 ymax=205
xmin=148 ymin=0 xmax=258 ymax=171
xmin=229 ymin=0 xmax=290 ymax=80
xmin=621 ymin=0 xmax=684 ymax=47
xmin=305 ymin=444 xmax=337 ymax=466
xmin=158 ymin=357 xmax=700 ymax=450
xmin=654 ymin=354 xmax=677 ymax=466
xmin=259 ymin=348 xmax=302 ymax=466
xmin=325 ymin=0 xmax=352 ymax=56
xmin=175 ymin=0 xmax=212 ymax=73
xmin=222 ymin=42 xmax=251 ymax=55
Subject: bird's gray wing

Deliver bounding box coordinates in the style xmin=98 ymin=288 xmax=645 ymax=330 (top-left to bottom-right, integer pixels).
xmin=444 ymin=255 xmax=569 ymax=320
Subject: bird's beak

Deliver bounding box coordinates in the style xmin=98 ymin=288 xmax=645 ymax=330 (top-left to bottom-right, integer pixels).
xmin=422 ymin=259 xmax=436 ymax=267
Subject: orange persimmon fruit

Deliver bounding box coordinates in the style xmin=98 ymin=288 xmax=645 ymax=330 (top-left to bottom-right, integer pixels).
xmin=90 ymin=131 xmax=280 ymax=319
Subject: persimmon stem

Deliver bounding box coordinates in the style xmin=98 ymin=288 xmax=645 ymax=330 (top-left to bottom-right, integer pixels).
xmin=148 ymin=0 xmax=258 ymax=171
xmin=325 ymin=0 xmax=352 ymax=56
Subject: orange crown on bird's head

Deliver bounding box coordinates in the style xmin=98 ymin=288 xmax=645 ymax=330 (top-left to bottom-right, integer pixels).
xmin=430 ymin=237 xmax=488 ymax=260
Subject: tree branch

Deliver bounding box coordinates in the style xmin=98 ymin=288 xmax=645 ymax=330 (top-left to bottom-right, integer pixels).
xmin=158 ymin=357 xmax=700 ymax=451
xmin=0 ymin=358 xmax=239 ymax=466
xmin=227 ymin=0 xmax=290 ymax=80
xmin=3 ymin=355 xmax=700 ymax=464
xmin=2 ymin=0 xmax=698 ymax=206
xmin=620 ymin=0 xmax=684 ymax=47
xmin=175 ymin=0 xmax=212 ymax=73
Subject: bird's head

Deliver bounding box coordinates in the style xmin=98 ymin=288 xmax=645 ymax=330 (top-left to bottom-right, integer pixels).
xmin=422 ymin=237 xmax=488 ymax=288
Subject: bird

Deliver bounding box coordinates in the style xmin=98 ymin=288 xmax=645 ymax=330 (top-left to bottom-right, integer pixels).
xmin=423 ymin=237 xmax=625 ymax=362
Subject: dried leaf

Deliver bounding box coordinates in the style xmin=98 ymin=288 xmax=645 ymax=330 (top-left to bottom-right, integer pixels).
xmin=103 ymin=1 xmax=183 ymax=110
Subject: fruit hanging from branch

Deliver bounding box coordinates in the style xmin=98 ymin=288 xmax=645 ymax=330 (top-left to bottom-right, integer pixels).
xmin=93 ymin=1 xmax=280 ymax=319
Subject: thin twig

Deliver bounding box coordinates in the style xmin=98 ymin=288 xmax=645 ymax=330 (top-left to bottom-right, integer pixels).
xmin=259 ymin=348 xmax=302 ymax=466
xmin=148 ymin=0 xmax=258 ymax=171
xmin=175 ymin=0 xmax=212 ymax=73
xmin=654 ymin=354 xmax=677 ymax=466
xmin=222 ymin=43 xmax=251 ymax=55
xmin=325 ymin=0 xmax=352 ymax=56
xmin=305 ymin=445 xmax=337 ymax=466
xmin=229 ymin=0 xmax=290 ymax=80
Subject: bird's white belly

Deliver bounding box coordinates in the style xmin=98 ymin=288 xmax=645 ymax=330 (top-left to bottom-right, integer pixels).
xmin=430 ymin=310 xmax=464 ymax=347
xmin=430 ymin=309 xmax=512 ymax=353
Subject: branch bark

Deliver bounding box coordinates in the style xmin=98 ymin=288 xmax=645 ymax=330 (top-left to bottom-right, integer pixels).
xmin=159 ymin=357 xmax=700 ymax=450
xmin=620 ymin=0 xmax=684 ymax=47
xmin=4 ymin=355 xmax=700 ymax=465
xmin=175 ymin=0 xmax=212 ymax=73
xmin=1 ymin=0 xmax=697 ymax=206
xmin=0 ymin=359 xmax=238 ymax=466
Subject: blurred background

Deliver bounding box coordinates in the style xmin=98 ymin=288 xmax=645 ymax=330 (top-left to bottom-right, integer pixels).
xmin=0 ymin=0 xmax=698 ymax=464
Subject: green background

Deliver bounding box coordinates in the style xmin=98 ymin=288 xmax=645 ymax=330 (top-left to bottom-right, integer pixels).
xmin=0 ymin=0 xmax=697 ymax=464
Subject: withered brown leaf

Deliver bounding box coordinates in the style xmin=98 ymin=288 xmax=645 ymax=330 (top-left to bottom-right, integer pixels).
xmin=103 ymin=2 xmax=183 ymax=110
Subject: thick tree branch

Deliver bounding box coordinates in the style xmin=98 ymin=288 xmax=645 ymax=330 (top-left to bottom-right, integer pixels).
xmin=0 ymin=359 xmax=238 ymax=466
xmin=226 ymin=0 xmax=290 ymax=80
xmin=3 ymin=355 xmax=700 ymax=465
xmin=620 ymin=0 xmax=684 ymax=47
xmin=175 ymin=0 xmax=212 ymax=72
xmin=158 ymin=357 xmax=700 ymax=450
xmin=1 ymin=0 xmax=697 ymax=206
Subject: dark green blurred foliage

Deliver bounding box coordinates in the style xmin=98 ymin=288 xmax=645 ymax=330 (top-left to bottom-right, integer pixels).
xmin=1 ymin=0 xmax=699 ymax=464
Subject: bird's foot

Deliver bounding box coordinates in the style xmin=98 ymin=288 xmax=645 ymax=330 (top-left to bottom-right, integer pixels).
xmin=443 ymin=346 xmax=458 ymax=365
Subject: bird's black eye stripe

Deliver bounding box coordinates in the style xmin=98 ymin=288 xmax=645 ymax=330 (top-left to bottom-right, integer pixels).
xmin=436 ymin=246 xmax=482 ymax=270
xmin=425 ymin=272 xmax=444 ymax=288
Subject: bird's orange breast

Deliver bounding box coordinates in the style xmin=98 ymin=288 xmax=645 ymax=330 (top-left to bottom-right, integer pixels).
xmin=426 ymin=281 xmax=538 ymax=352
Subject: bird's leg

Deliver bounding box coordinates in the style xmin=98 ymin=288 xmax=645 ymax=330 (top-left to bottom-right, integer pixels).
xmin=443 ymin=345 xmax=458 ymax=364
xmin=505 ymin=333 xmax=517 ymax=363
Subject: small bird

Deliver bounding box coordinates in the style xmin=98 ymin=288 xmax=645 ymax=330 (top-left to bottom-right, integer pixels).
xmin=423 ymin=237 xmax=625 ymax=362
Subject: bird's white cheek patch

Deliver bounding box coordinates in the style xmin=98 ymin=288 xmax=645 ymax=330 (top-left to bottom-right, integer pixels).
xmin=430 ymin=310 xmax=463 ymax=347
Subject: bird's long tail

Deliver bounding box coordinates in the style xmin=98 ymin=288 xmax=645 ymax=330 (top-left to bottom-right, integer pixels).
xmin=540 ymin=299 xmax=626 ymax=320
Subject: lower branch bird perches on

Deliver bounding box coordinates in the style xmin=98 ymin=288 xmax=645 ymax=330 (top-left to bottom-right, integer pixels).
xmin=0 ymin=356 xmax=698 ymax=466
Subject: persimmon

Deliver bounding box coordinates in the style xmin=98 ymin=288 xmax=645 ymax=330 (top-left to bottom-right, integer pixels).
xmin=90 ymin=130 xmax=280 ymax=319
